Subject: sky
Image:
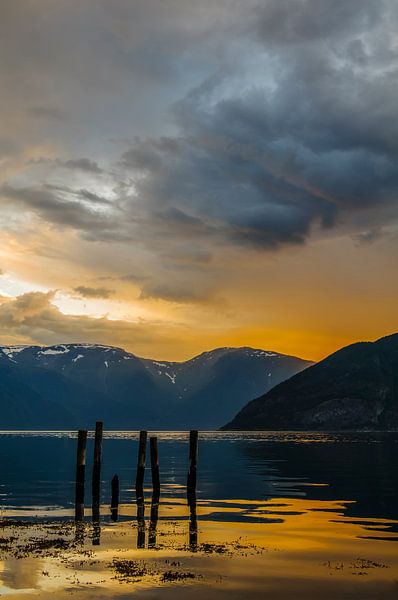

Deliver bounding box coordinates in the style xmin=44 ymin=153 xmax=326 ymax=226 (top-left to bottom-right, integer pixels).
xmin=0 ymin=0 xmax=397 ymax=361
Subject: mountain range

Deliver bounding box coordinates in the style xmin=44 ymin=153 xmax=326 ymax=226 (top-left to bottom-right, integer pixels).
xmin=223 ymin=333 xmax=398 ymax=431
xmin=0 ymin=343 xmax=312 ymax=429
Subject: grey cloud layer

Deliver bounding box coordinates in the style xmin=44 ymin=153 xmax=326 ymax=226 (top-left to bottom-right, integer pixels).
xmin=120 ymin=0 xmax=398 ymax=249
xmin=1 ymin=0 xmax=397 ymax=288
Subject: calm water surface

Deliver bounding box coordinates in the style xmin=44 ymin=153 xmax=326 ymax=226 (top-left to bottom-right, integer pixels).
xmin=0 ymin=430 xmax=397 ymax=531
xmin=1 ymin=431 xmax=398 ymax=599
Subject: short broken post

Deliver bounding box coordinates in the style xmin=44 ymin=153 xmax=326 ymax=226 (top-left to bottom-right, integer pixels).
xmin=111 ymin=474 xmax=119 ymax=522
xmin=135 ymin=430 xmax=147 ymax=503
xmin=92 ymin=421 xmax=103 ymax=523
xmin=75 ymin=429 xmax=87 ymax=521
xmin=187 ymin=430 xmax=198 ymax=506
xmin=150 ymin=436 xmax=160 ymax=502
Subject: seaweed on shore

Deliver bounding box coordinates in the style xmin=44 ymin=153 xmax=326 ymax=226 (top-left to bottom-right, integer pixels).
xmin=162 ymin=570 xmax=198 ymax=582
xmin=112 ymin=559 xmax=151 ymax=581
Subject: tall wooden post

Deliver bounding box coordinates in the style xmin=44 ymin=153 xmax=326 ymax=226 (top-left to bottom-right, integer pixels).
xmin=92 ymin=421 xmax=103 ymax=522
xmin=75 ymin=429 xmax=87 ymax=521
xmin=150 ymin=436 xmax=160 ymax=501
xmin=135 ymin=430 xmax=147 ymax=503
xmin=187 ymin=430 xmax=198 ymax=505
xmin=111 ymin=474 xmax=119 ymax=522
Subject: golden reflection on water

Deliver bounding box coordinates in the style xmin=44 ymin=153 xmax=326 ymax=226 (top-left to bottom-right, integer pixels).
xmin=0 ymin=497 xmax=397 ymax=599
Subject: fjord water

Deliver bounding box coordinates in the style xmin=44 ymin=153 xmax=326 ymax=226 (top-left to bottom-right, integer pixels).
xmin=0 ymin=430 xmax=397 ymax=527
xmin=1 ymin=431 xmax=398 ymax=599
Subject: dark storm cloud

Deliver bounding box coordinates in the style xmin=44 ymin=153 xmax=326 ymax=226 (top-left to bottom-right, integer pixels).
xmin=116 ymin=0 xmax=398 ymax=250
xmin=1 ymin=0 xmax=397 ymax=255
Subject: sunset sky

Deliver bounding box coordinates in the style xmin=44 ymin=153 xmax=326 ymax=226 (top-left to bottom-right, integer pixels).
xmin=0 ymin=0 xmax=397 ymax=361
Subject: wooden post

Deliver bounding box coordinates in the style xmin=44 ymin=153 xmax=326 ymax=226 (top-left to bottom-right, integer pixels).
xmin=111 ymin=474 xmax=119 ymax=522
xmin=75 ymin=429 xmax=87 ymax=521
xmin=92 ymin=421 xmax=103 ymax=522
xmin=135 ymin=430 xmax=147 ymax=502
xmin=150 ymin=436 xmax=160 ymax=501
xmin=187 ymin=429 xmax=198 ymax=505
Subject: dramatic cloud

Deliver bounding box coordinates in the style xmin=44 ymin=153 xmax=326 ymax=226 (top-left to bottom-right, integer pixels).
xmin=2 ymin=0 xmax=396 ymax=255
xmin=0 ymin=0 xmax=397 ymax=359
xmin=117 ymin=0 xmax=398 ymax=251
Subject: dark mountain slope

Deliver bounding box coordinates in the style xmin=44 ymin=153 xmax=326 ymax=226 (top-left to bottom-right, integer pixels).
xmin=0 ymin=343 xmax=311 ymax=429
xmin=167 ymin=348 xmax=313 ymax=428
xmin=0 ymin=354 xmax=76 ymax=428
xmin=223 ymin=333 xmax=398 ymax=431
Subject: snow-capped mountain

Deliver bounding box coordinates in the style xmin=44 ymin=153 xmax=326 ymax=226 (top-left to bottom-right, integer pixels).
xmin=0 ymin=343 xmax=312 ymax=429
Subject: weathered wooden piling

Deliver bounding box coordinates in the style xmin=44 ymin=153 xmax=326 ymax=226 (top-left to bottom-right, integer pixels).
xmin=187 ymin=429 xmax=198 ymax=504
xmin=75 ymin=429 xmax=87 ymax=520
xmin=111 ymin=474 xmax=119 ymax=522
xmin=92 ymin=421 xmax=103 ymax=522
xmin=135 ymin=430 xmax=147 ymax=502
xmin=150 ymin=436 xmax=160 ymax=501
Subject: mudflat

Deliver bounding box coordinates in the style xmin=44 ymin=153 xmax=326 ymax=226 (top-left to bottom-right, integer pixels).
xmin=1 ymin=497 xmax=397 ymax=599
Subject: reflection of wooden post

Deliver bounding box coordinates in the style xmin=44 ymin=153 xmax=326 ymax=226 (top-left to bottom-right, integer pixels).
xmin=189 ymin=501 xmax=198 ymax=551
xmin=150 ymin=436 xmax=160 ymax=501
xmin=149 ymin=499 xmax=159 ymax=548
xmin=111 ymin=474 xmax=119 ymax=522
xmin=74 ymin=520 xmax=85 ymax=545
xmin=135 ymin=431 xmax=147 ymax=502
xmin=92 ymin=421 xmax=103 ymax=522
xmin=187 ymin=430 xmax=198 ymax=505
xmin=136 ymin=501 xmax=146 ymax=548
xmin=75 ymin=429 xmax=87 ymax=521
xmin=92 ymin=521 xmax=101 ymax=546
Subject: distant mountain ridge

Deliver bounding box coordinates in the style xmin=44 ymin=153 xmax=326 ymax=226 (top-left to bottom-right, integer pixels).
xmin=0 ymin=343 xmax=312 ymax=429
xmin=223 ymin=333 xmax=398 ymax=431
